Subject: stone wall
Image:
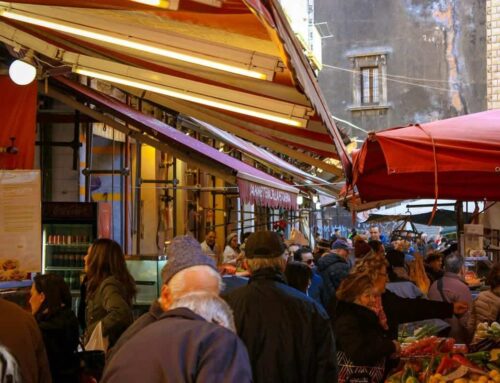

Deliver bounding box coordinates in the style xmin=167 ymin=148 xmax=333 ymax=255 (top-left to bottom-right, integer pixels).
xmin=487 ymin=0 xmax=500 ymax=109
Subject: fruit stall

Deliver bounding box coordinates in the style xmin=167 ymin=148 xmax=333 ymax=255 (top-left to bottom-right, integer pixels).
xmin=387 ymin=323 xmax=500 ymax=383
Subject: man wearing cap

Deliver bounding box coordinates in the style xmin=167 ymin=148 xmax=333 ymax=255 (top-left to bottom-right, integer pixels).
xmin=317 ymin=239 xmax=352 ymax=309
xmin=106 ymin=235 xmax=223 ymax=362
xmin=224 ymin=231 xmax=337 ymax=383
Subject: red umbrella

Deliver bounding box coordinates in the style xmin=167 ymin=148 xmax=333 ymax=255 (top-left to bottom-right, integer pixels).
xmin=351 ymin=109 xmax=500 ymax=203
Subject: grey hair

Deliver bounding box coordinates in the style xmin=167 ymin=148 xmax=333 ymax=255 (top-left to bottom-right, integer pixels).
xmin=170 ymin=292 xmax=236 ymax=332
xmin=443 ymin=254 xmax=464 ymax=273
xmin=168 ymin=265 xmax=223 ymax=297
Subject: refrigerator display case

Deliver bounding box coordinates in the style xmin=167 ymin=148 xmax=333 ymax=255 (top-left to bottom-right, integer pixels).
xmin=42 ymin=202 xmax=97 ymax=293
xmin=126 ymin=255 xmax=167 ymax=306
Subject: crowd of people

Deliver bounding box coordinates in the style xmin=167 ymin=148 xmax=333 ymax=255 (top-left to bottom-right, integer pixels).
xmin=0 ymin=226 xmax=499 ymax=383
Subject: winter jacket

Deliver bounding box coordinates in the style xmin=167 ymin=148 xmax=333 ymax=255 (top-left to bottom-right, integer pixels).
xmin=37 ymin=307 xmax=80 ymax=383
xmin=308 ymin=269 xmax=325 ymax=307
xmin=317 ymin=253 xmax=350 ymax=307
xmin=85 ymin=276 xmax=133 ymax=347
xmin=428 ymin=272 xmax=474 ymax=344
xmin=473 ymin=287 xmax=500 ymax=325
xmin=224 ymin=267 xmax=337 ymax=383
xmin=381 ymin=290 xmax=454 ymax=340
xmin=101 ymin=307 xmax=252 ymax=383
xmin=334 ymin=301 xmax=396 ymax=366
xmin=106 ymin=300 xmax=163 ymax=363
xmin=0 ymin=298 xmax=52 ymax=383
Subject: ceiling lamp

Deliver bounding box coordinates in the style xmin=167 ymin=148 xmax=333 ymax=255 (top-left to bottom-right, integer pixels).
xmin=0 ymin=8 xmax=279 ymax=81
xmin=8 ymin=51 xmax=36 ymax=85
xmin=312 ymin=194 xmax=319 ymax=204
xmin=131 ymin=0 xmax=172 ymax=7
xmin=297 ymin=195 xmax=304 ymax=206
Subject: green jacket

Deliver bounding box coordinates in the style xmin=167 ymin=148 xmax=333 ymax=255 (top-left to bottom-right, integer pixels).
xmin=85 ymin=276 xmax=133 ymax=348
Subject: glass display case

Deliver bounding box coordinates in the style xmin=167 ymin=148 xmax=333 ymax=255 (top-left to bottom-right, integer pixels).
xmin=126 ymin=255 xmax=167 ymax=306
xmin=42 ymin=202 xmax=98 ymax=293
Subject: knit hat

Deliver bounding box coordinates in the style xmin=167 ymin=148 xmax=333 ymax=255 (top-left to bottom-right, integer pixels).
xmin=331 ymin=239 xmax=352 ymax=251
xmin=354 ymin=239 xmax=372 ymax=259
xmin=245 ymin=231 xmax=286 ymax=259
xmin=163 ymin=235 xmax=217 ymax=284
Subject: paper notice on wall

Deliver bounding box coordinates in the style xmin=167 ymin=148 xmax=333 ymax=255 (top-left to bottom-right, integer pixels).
xmin=0 ymin=170 xmax=41 ymax=272
xmin=464 ymin=224 xmax=484 ymax=256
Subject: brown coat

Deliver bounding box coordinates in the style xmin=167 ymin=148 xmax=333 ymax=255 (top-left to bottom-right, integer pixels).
xmin=0 ymin=298 xmax=52 ymax=383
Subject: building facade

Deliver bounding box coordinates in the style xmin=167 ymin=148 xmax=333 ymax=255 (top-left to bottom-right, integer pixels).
xmin=316 ymin=0 xmax=487 ymax=136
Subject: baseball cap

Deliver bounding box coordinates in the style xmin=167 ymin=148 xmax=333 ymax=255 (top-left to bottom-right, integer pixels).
xmin=245 ymin=231 xmax=286 ymax=259
xmin=331 ymin=239 xmax=352 ymax=251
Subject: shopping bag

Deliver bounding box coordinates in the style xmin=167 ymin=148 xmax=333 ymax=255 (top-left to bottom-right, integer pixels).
xmin=85 ymin=321 xmax=109 ymax=352
xmin=337 ymin=351 xmax=385 ymax=383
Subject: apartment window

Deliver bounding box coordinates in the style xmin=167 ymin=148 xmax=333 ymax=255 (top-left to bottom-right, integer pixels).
xmin=360 ymin=67 xmax=379 ymax=104
xmin=348 ymin=51 xmax=388 ymax=111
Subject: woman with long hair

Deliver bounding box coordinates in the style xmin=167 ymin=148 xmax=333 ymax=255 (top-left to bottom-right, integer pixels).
xmin=84 ymin=238 xmax=136 ymax=349
xmin=30 ymin=273 xmax=80 ymax=382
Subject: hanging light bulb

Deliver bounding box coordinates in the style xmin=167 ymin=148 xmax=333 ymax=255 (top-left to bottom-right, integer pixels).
xmin=297 ymin=195 xmax=304 ymax=205
xmin=315 ymin=202 xmax=321 ymax=210
xmin=312 ymin=195 xmax=319 ymax=204
xmin=9 ymin=57 xmax=36 ymax=85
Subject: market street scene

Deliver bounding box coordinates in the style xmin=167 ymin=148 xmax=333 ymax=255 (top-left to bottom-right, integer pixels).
xmin=0 ymin=0 xmax=499 ymax=382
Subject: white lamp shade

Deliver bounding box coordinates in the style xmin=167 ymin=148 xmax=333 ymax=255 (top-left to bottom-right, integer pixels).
xmin=315 ymin=202 xmax=321 ymax=210
xmin=9 ymin=59 xmax=36 ymax=85
xmin=297 ymin=195 xmax=304 ymax=205
xmin=312 ymin=195 xmax=319 ymax=203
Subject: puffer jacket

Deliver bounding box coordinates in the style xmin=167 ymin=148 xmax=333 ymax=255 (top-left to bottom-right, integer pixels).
xmin=317 ymin=253 xmax=350 ymax=307
xmin=85 ymin=276 xmax=133 ymax=348
xmin=473 ymin=287 xmax=500 ymax=324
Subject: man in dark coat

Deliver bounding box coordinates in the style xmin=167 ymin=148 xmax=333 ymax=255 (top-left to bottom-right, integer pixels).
xmin=102 ymin=293 xmax=252 ymax=383
xmin=317 ymin=239 xmax=352 ymax=307
xmin=224 ymin=231 xmax=337 ymax=383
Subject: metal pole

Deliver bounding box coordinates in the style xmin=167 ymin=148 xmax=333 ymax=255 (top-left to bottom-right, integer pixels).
xmin=135 ymin=142 xmax=142 ymax=255
xmin=84 ymin=123 xmax=93 ymax=202
xmin=124 ymin=133 xmax=130 ymax=252
xmin=173 ymin=157 xmax=178 ymax=237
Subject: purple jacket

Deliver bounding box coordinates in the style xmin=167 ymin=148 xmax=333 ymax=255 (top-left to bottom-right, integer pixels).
xmin=428 ymin=272 xmax=474 ymax=343
xmin=102 ymin=307 xmax=253 ymax=383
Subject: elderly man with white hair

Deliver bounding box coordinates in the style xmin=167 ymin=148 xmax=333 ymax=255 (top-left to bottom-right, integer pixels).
xmin=103 ymin=236 xmax=252 ymax=383
xmin=106 ymin=235 xmax=223 ymax=362
xmin=102 ymin=291 xmax=251 ymax=382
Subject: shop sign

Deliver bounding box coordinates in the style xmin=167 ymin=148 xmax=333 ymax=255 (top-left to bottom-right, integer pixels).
xmin=238 ymin=178 xmax=297 ymax=210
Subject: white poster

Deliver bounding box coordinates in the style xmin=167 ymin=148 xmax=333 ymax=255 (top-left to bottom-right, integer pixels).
xmin=0 ymin=170 xmax=41 ymax=276
xmin=464 ymin=223 xmax=484 ymax=257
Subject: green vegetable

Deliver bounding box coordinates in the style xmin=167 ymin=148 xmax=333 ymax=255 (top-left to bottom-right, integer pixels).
xmin=466 ymin=351 xmax=491 ymax=363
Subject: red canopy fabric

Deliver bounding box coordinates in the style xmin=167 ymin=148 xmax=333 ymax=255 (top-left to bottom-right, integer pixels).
xmin=352 ymin=110 xmax=500 ymax=202
xmin=0 ymin=76 xmax=37 ymax=169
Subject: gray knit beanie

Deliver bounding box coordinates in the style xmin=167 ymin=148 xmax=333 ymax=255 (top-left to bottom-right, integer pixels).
xmin=162 ymin=235 xmax=217 ymax=284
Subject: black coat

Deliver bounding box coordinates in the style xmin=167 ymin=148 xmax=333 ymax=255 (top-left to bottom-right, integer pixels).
xmin=382 ymin=290 xmax=454 ymax=340
xmin=334 ymin=301 xmax=395 ymax=366
xmin=224 ymin=268 xmax=337 ymax=383
xmin=37 ymin=307 xmax=80 ymax=383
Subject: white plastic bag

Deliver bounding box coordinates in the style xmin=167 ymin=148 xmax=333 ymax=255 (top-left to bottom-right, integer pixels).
xmin=85 ymin=321 xmax=109 ymax=352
